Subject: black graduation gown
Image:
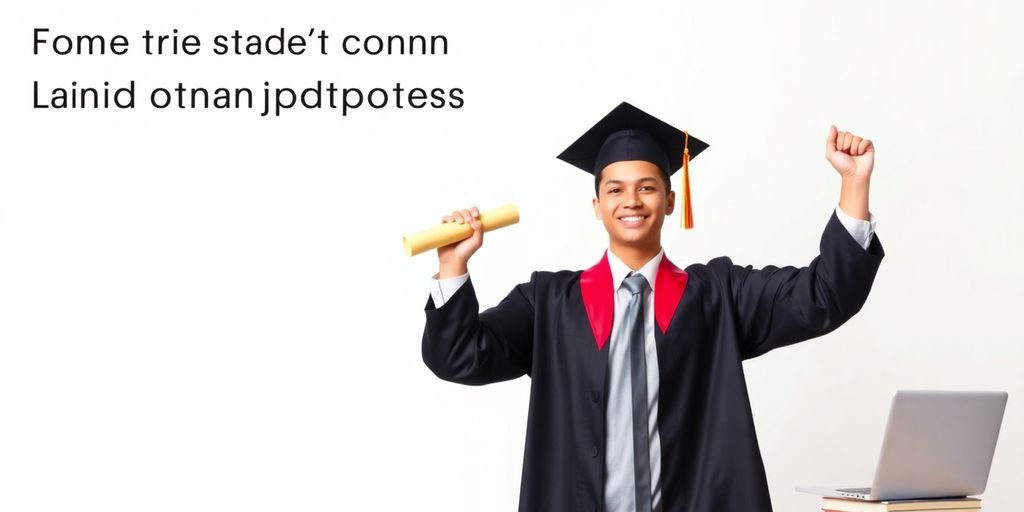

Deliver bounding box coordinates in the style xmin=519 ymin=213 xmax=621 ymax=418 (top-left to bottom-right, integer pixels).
xmin=421 ymin=211 xmax=884 ymax=511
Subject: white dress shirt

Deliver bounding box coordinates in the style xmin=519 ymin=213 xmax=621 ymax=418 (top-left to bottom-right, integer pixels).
xmin=603 ymin=247 xmax=663 ymax=511
xmin=427 ymin=206 xmax=875 ymax=511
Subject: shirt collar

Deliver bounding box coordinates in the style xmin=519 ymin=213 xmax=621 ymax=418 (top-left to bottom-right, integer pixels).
xmin=606 ymin=247 xmax=664 ymax=292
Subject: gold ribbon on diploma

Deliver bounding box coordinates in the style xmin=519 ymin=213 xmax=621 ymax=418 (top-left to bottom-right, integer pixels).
xmin=403 ymin=204 xmax=520 ymax=256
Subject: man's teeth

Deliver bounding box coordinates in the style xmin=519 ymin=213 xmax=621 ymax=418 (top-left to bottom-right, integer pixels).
xmin=620 ymin=216 xmax=646 ymax=222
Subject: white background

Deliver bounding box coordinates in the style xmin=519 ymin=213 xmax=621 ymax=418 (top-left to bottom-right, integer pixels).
xmin=2 ymin=0 xmax=1023 ymax=510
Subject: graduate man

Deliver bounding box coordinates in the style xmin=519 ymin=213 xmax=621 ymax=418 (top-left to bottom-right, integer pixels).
xmin=421 ymin=102 xmax=884 ymax=512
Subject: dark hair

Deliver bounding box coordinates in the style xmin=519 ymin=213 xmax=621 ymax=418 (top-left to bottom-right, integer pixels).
xmin=593 ymin=165 xmax=673 ymax=197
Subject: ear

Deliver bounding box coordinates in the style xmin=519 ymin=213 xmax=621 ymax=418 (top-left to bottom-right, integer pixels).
xmin=592 ymin=196 xmax=601 ymax=219
xmin=666 ymin=190 xmax=676 ymax=215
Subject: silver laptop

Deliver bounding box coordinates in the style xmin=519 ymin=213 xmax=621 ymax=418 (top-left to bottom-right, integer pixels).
xmin=797 ymin=390 xmax=1007 ymax=501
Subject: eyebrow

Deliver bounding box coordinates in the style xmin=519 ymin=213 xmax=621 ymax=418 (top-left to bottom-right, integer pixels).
xmin=604 ymin=177 xmax=659 ymax=186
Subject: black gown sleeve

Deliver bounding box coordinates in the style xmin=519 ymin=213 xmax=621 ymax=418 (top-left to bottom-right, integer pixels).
xmin=715 ymin=210 xmax=885 ymax=360
xmin=421 ymin=273 xmax=536 ymax=385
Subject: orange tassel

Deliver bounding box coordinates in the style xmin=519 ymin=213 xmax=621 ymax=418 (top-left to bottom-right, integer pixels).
xmin=681 ymin=131 xmax=693 ymax=229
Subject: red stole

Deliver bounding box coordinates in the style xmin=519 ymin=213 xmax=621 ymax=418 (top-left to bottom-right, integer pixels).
xmin=579 ymin=251 xmax=689 ymax=351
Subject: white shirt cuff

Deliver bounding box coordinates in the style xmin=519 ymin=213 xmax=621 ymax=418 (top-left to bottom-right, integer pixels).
xmin=835 ymin=205 xmax=877 ymax=250
xmin=429 ymin=272 xmax=470 ymax=308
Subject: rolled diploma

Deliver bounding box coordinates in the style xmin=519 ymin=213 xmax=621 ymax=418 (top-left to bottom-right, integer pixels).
xmin=403 ymin=203 xmax=519 ymax=256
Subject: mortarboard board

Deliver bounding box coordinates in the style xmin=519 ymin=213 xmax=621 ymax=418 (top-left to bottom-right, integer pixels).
xmin=556 ymin=101 xmax=709 ymax=229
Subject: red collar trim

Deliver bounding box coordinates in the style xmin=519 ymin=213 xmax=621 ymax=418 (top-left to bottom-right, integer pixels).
xmin=580 ymin=252 xmax=614 ymax=351
xmin=579 ymin=251 xmax=689 ymax=350
xmin=654 ymin=253 xmax=689 ymax=334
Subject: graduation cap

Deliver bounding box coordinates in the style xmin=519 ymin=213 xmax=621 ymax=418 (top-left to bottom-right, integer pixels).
xmin=557 ymin=101 xmax=709 ymax=229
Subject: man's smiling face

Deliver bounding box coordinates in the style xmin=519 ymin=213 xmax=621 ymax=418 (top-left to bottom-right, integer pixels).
xmin=592 ymin=160 xmax=675 ymax=251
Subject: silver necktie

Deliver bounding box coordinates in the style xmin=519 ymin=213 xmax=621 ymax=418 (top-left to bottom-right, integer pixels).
xmin=621 ymin=273 xmax=652 ymax=512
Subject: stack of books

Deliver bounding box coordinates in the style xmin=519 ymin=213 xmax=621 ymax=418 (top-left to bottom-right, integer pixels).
xmin=820 ymin=497 xmax=981 ymax=511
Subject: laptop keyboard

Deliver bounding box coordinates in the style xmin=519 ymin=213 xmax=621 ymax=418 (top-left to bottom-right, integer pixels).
xmin=838 ymin=487 xmax=871 ymax=494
